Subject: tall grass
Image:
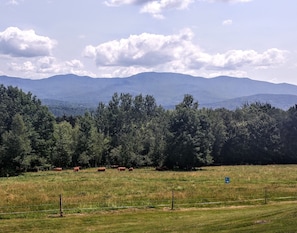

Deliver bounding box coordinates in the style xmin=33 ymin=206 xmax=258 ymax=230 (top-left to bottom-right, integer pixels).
xmin=1 ymin=165 xmax=297 ymax=232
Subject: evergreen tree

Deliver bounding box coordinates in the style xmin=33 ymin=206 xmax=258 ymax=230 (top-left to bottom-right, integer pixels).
xmin=1 ymin=114 xmax=31 ymax=175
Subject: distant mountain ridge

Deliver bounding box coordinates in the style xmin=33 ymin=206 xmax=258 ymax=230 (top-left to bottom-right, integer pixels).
xmin=1 ymin=72 xmax=297 ymax=113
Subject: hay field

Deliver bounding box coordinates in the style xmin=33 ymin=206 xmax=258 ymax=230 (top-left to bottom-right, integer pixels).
xmin=1 ymin=165 xmax=297 ymax=232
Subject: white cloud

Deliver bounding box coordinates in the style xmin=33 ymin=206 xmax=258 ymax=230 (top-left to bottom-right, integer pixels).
xmin=104 ymin=0 xmax=251 ymax=6
xmin=84 ymin=29 xmax=287 ymax=77
xmin=105 ymin=0 xmax=194 ymax=18
xmin=230 ymin=0 xmax=252 ymax=2
xmin=0 ymin=27 xmax=56 ymax=57
xmin=83 ymin=28 xmax=195 ymax=67
xmin=8 ymin=57 xmax=94 ymax=78
xmin=6 ymin=0 xmax=19 ymax=5
xmin=96 ymin=66 xmax=151 ymax=78
xmin=105 ymin=0 xmax=252 ymax=18
xmin=207 ymin=48 xmax=287 ymax=70
xmin=206 ymin=0 xmax=252 ymax=3
xmin=37 ymin=56 xmax=55 ymax=70
xmin=65 ymin=59 xmax=84 ymax=69
xmin=104 ymin=0 xmax=154 ymax=7
xmin=10 ymin=61 xmax=35 ymax=72
xmin=222 ymin=19 xmax=233 ymax=25
xmin=83 ymin=45 xmax=97 ymax=58
xmin=140 ymin=0 xmax=194 ymax=19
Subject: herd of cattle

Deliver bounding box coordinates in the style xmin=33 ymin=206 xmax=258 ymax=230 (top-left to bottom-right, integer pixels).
xmin=53 ymin=166 xmax=134 ymax=172
xmin=52 ymin=166 xmax=169 ymax=172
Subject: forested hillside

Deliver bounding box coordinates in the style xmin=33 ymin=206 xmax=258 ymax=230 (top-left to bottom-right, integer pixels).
xmin=2 ymin=72 xmax=297 ymax=112
xmin=1 ymin=85 xmax=297 ymax=176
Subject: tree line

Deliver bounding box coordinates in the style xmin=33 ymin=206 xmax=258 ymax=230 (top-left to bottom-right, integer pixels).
xmin=1 ymin=84 xmax=297 ymax=176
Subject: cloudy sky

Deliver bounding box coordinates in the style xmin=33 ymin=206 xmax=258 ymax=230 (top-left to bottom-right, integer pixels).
xmin=0 ymin=0 xmax=296 ymax=84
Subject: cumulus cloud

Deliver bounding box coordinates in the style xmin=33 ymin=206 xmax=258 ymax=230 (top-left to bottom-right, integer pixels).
xmin=0 ymin=27 xmax=56 ymax=57
xmin=84 ymin=29 xmax=287 ymax=77
xmin=10 ymin=61 xmax=35 ymax=72
xmin=83 ymin=28 xmax=195 ymax=67
xmin=105 ymin=0 xmax=252 ymax=18
xmin=105 ymin=0 xmax=193 ymax=18
xmin=8 ymin=57 xmax=94 ymax=77
xmin=140 ymin=0 xmax=194 ymax=19
xmin=65 ymin=59 xmax=84 ymax=69
xmin=210 ymin=48 xmax=287 ymax=70
xmin=104 ymin=0 xmax=155 ymax=7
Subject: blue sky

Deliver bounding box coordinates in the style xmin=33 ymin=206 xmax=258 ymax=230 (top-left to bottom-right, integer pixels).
xmin=0 ymin=0 xmax=296 ymax=85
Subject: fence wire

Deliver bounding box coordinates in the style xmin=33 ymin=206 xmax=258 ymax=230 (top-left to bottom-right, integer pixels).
xmin=0 ymin=194 xmax=296 ymax=217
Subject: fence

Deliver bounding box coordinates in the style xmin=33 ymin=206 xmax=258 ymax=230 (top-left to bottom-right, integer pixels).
xmin=1 ymin=189 xmax=297 ymax=218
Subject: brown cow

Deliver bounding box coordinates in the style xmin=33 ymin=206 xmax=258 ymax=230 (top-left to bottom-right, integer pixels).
xmin=53 ymin=167 xmax=62 ymax=171
xmin=97 ymin=167 xmax=106 ymax=172
xmin=73 ymin=166 xmax=80 ymax=172
xmin=117 ymin=167 xmax=126 ymax=171
xmin=155 ymin=166 xmax=168 ymax=171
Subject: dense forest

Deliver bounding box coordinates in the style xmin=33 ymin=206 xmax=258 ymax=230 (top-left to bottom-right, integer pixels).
xmin=1 ymin=84 xmax=297 ymax=176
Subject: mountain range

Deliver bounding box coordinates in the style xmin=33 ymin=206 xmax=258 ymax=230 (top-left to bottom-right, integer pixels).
xmin=1 ymin=72 xmax=297 ymax=115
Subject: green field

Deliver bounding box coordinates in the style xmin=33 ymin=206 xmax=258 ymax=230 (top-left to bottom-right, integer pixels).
xmin=1 ymin=165 xmax=297 ymax=232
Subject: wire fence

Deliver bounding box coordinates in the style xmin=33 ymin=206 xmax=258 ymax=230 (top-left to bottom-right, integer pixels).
xmin=1 ymin=191 xmax=297 ymax=218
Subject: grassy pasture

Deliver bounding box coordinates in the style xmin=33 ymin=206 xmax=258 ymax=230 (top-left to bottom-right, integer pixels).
xmin=1 ymin=203 xmax=297 ymax=232
xmin=1 ymin=165 xmax=297 ymax=232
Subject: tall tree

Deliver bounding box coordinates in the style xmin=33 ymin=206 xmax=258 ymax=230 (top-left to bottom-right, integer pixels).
xmin=0 ymin=85 xmax=55 ymax=175
xmin=240 ymin=103 xmax=281 ymax=164
xmin=164 ymin=95 xmax=213 ymax=170
xmin=206 ymin=108 xmax=229 ymax=164
xmin=73 ymin=112 xmax=108 ymax=167
xmin=1 ymin=114 xmax=31 ymax=175
xmin=52 ymin=121 xmax=75 ymax=167
xmin=280 ymin=105 xmax=297 ymax=163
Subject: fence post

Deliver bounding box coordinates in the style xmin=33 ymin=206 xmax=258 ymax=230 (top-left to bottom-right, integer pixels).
xmin=171 ymin=190 xmax=174 ymax=210
xmin=59 ymin=194 xmax=63 ymax=217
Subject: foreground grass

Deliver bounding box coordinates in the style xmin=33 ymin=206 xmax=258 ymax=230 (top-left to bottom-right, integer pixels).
xmin=0 ymin=202 xmax=297 ymax=233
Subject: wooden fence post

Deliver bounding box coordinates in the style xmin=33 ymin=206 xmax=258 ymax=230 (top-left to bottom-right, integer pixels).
xmin=171 ymin=190 xmax=174 ymax=210
xmin=59 ymin=194 xmax=63 ymax=217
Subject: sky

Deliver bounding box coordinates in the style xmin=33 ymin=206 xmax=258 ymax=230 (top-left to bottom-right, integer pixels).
xmin=0 ymin=0 xmax=296 ymax=85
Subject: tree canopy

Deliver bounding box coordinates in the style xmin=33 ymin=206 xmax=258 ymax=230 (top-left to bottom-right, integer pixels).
xmin=1 ymin=85 xmax=297 ymax=176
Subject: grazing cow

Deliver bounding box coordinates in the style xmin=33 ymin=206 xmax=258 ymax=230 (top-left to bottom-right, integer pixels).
xmin=53 ymin=167 xmax=62 ymax=171
xmin=155 ymin=166 xmax=168 ymax=171
xmin=73 ymin=166 xmax=80 ymax=172
xmin=97 ymin=167 xmax=106 ymax=172
xmin=111 ymin=165 xmax=119 ymax=169
xmin=128 ymin=167 xmax=134 ymax=171
xmin=117 ymin=167 xmax=126 ymax=171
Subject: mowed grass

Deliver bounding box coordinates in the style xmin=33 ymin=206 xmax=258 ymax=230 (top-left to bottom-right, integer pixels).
xmin=1 ymin=202 xmax=297 ymax=232
xmin=1 ymin=165 xmax=297 ymax=232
